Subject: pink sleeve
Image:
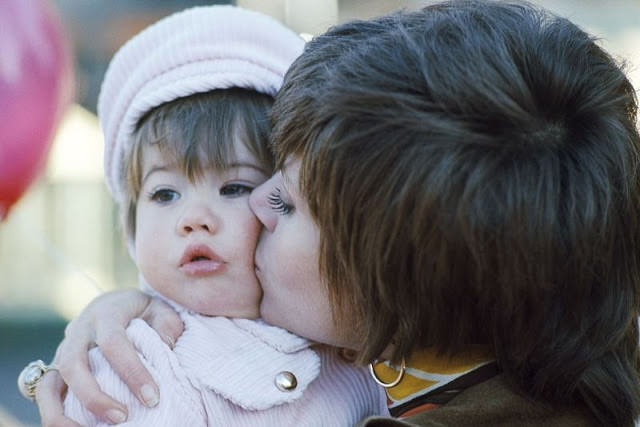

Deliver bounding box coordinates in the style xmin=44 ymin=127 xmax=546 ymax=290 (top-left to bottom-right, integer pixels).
xmin=63 ymin=319 xmax=207 ymax=427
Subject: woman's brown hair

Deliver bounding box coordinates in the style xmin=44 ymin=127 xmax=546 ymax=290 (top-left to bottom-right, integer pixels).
xmin=271 ymin=1 xmax=640 ymax=424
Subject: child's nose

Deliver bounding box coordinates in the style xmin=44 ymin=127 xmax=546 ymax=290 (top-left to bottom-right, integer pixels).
xmin=177 ymin=204 xmax=218 ymax=236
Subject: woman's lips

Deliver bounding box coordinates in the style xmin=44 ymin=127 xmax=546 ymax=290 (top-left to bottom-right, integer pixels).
xmin=179 ymin=244 xmax=226 ymax=277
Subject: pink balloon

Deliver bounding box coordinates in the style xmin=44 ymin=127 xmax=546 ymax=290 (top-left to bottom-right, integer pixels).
xmin=0 ymin=0 xmax=73 ymax=220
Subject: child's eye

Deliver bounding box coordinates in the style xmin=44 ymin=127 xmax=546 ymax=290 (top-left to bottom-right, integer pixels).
xmin=268 ymin=188 xmax=294 ymax=215
xmin=150 ymin=188 xmax=180 ymax=203
xmin=220 ymin=183 xmax=253 ymax=197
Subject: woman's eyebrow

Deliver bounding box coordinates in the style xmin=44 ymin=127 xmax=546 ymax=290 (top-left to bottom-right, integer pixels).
xmin=281 ymin=168 xmax=295 ymax=192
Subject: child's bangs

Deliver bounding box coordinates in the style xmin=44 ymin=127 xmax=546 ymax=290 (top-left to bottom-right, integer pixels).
xmin=138 ymin=109 xmax=238 ymax=182
xmin=136 ymin=88 xmax=274 ymax=182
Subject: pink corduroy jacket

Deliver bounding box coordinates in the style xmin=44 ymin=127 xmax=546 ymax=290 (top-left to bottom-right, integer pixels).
xmin=64 ymin=312 xmax=388 ymax=426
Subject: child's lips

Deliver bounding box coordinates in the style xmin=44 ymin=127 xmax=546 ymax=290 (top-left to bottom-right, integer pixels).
xmin=179 ymin=244 xmax=226 ymax=277
xmin=180 ymin=259 xmax=225 ymax=276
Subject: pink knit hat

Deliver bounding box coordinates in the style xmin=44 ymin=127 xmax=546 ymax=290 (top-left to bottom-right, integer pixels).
xmin=98 ymin=5 xmax=304 ymax=204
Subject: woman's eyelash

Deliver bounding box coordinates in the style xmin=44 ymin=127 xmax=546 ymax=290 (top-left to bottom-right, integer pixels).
xmin=268 ymin=188 xmax=294 ymax=215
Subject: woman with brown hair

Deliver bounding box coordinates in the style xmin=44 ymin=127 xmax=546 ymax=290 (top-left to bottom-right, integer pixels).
xmin=32 ymin=1 xmax=640 ymax=425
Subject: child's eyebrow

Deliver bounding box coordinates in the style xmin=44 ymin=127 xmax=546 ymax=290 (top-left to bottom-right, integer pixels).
xmin=228 ymin=162 xmax=270 ymax=175
xmin=141 ymin=165 xmax=174 ymax=185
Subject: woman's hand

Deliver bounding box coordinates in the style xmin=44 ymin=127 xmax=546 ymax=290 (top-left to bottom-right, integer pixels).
xmin=35 ymin=289 xmax=184 ymax=425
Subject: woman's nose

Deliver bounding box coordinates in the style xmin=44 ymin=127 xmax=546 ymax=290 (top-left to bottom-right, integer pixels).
xmin=249 ymin=181 xmax=276 ymax=232
xmin=177 ymin=203 xmax=218 ymax=236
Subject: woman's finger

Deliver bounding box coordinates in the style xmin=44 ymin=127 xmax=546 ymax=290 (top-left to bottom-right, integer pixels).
xmin=96 ymin=326 xmax=159 ymax=408
xmin=56 ymin=340 xmax=129 ymax=424
xmin=140 ymin=297 xmax=184 ymax=349
xmin=35 ymin=369 xmax=82 ymax=427
xmin=42 ymin=289 xmax=155 ymax=422
xmin=35 ymin=289 xmax=180 ymax=423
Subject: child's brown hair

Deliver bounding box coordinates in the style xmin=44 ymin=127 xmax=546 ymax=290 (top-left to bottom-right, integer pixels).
xmin=123 ymin=88 xmax=274 ymax=240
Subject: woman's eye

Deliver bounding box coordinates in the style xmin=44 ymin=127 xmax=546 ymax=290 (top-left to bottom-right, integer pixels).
xmin=150 ymin=189 xmax=179 ymax=203
xmin=220 ymin=183 xmax=253 ymax=197
xmin=268 ymin=188 xmax=294 ymax=215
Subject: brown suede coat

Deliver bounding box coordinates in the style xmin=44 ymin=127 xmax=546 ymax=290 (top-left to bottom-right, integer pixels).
xmin=359 ymin=375 xmax=597 ymax=427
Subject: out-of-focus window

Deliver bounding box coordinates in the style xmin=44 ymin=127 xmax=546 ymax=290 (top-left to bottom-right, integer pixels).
xmin=1 ymin=2 xmax=230 ymax=424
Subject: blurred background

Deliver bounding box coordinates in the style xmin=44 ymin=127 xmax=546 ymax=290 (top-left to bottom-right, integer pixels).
xmin=1 ymin=0 xmax=639 ymax=425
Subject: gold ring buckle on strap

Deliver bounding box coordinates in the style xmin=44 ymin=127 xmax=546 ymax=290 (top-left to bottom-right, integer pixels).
xmin=368 ymin=358 xmax=406 ymax=388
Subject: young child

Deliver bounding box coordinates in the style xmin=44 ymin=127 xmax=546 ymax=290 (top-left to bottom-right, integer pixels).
xmin=62 ymin=6 xmax=388 ymax=426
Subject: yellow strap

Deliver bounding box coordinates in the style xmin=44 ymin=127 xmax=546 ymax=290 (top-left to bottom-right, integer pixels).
xmin=373 ymin=346 xmax=493 ymax=402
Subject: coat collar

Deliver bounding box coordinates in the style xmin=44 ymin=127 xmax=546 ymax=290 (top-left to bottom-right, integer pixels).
xmin=174 ymin=314 xmax=321 ymax=410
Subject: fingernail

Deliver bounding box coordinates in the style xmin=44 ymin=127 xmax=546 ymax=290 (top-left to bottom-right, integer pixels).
xmin=163 ymin=334 xmax=176 ymax=349
xmin=105 ymin=409 xmax=127 ymax=424
xmin=140 ymin=384 xmax=159 ymax=407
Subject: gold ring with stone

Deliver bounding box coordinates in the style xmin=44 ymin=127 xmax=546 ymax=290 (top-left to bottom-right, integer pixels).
xmin=17 ymin=360 xmax=58 ymax=401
